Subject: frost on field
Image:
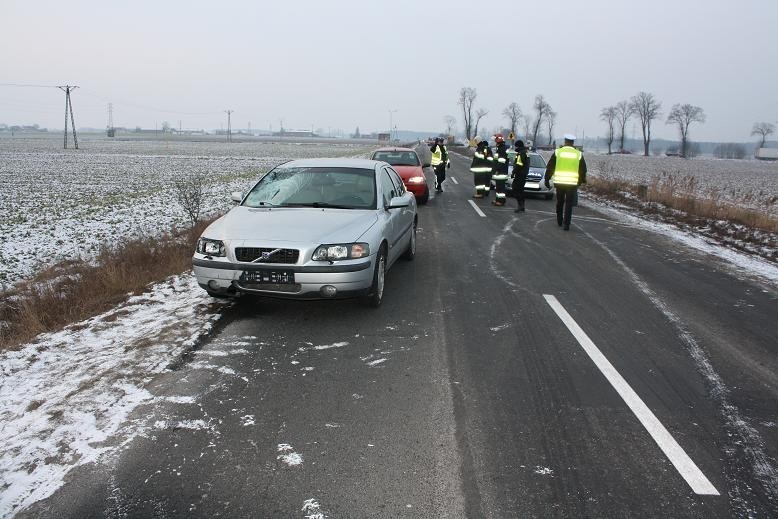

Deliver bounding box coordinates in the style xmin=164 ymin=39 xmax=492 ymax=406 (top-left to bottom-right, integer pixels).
xmin=586 ymin=154 xmax=778 ymax=217
xmin=0 ymin=136 xmax=376 ymax=287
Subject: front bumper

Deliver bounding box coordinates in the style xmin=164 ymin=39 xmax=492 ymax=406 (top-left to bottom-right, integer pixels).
xmin=193 ymin=255 xmax=375 ymax=299
xmin=405 ymin=182 xmax=429 ymax=198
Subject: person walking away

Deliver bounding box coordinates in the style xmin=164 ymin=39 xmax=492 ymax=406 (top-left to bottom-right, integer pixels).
xmin=512 ymin=140 xmax=529 ymax=212
xmin=430 ymin=137 xmax=450 ymax=192
xmin=470 ymin=137 xmax=493 ymax=198
xmin=491 ymin=134 xmax=509 ymax=206
xmin=544 ymin=134 xmax=587 ymax=230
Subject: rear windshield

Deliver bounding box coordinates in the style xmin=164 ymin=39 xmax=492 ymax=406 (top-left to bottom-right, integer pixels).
xmin=372 ymin=151 xmax=420 ymax=166
xmin=529 ymin=154 xmax=546 ymax=168
xmin=243 ymin=167 xmax=376 ymax=209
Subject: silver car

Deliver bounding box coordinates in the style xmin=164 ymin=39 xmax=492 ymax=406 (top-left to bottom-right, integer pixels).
xmin=192 ymin=158 xmax=417 ymax=307
xmin=505 ymin=152 xmax=554 ymax=199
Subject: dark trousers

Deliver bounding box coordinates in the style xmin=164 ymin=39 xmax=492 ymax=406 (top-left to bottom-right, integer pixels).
xmin=512 ymin=173 xmax=527 ymax=206
xmin=555 ymin=185 xmax=577 ymax=226
xmin=434 ymin=164 xmax=446 ymax=189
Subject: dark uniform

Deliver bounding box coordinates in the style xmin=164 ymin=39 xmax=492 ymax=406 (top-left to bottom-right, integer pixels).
xmin=512 ymin=140 xmax=529 ymax=212
xmin=470 ymin=139 xmax=493 ymax=198
xmin=491 ymin=136 xmax=509 ymax=206
xmin=544 ymin=138 xmax=587 ymax=230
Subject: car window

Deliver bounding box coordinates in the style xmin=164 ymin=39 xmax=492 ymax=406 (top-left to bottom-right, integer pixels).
xmin=243 ymin=167 xmax=376 ymax=209
xmin=386 ymin=167 xmax=406 ymax=195
xmin=529 ymin=154 xmax=546 ymax=168
xmin=371 ymin=151 xmax=420 ymax=166
xmin=379 ymin=169 xmax=398 ymax=207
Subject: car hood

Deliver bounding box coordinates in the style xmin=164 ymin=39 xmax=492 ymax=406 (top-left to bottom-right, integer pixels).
xmin=392 ymin=165 xmax=424 ymax=179
xmin=206 ymin=207 xmax=378 ymax=244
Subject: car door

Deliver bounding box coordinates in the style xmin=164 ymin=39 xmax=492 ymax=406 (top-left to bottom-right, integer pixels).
xmin=378 ymin=167 xmax=404 ymax=264
xmin=386 ymin=166 xmax=415 ymax=261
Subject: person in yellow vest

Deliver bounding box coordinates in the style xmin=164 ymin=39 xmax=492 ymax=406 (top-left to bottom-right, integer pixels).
xmin=544 ymin=134 xmax=587 ymax=230
xmin=491 ymin=134 xmax=509 ymax=206
xmin=430 ymin=137 xmax=450 ymax=192
xmin=469 ymin=136 xmax=493 ymax=197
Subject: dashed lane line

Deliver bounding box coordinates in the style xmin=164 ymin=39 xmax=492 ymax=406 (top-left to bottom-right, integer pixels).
xmin=543 ymin=294 xmax=719 ymax=496
xmin=467 ymin=200 xmax=486 ymax=218
xmin=449 ymin=176 xmax=459 ymax=185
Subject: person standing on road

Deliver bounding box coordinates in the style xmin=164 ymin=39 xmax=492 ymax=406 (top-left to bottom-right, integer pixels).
xmin=470 ymin=137 xmax=493 ymax=198
xmin=491 ymin=134 xmax=509 ymax=206
xmin=544 ymin=134 xmax=587 ymax=230
xmin=512 ymin=140 xmax=529 ymax=212
xmin=430 ymin=137 xmax=450 ymax=192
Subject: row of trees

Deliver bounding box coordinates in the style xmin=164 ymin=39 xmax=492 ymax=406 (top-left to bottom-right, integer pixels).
xmin=457 ymin=88 xmax=558 ymax=146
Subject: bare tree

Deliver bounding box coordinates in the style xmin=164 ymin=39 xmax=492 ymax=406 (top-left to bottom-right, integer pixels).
xmin=666 ymin=104 xmax=705 ymax=158
xmin=600 ymin=106 xmax=617 ymax=154
xmin=614 ymin=100 xmax=631 ymax=151
xmin=530 ymin=95 xmax=551 ymax=146
xmin=545 ymin=110 xmax=557 ymax=145
xmin=502 ymin=102 xmax=522 ymax=138
xmin=473 ymin=108 xmax=488 ymax=140
xmin=458 ymin=87 xmax=477 ymax=140
xmin=444 ymin=115 xmax=457 ymax=139
xmin=174 ymin=174 xmax=208 ymax=226
xmin=751 ymin=122 xmax=775 ymax=148
xmin=630 ymin=92 xmax=662 ymax=156
xmin=520 ymin=114 xmax=532 ymax=144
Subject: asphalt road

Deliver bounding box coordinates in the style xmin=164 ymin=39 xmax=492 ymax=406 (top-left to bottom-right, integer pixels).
xmin=21 ymin=151 xmax=778 ymax=518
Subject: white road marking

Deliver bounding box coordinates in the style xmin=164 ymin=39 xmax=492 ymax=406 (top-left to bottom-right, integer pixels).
xmin=467 ymin=200 xmax=486 ymax=218
xmin=543 ymin=294 xmax=719 ymax=496
xmin=450 ymin=176 xmax=459 ymax=185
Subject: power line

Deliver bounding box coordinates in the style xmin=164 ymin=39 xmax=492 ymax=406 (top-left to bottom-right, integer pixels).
xmin=0 ymin=83 xmax=58 ymax=88
xmin=57 ymin=85 xmax=78 ymax=149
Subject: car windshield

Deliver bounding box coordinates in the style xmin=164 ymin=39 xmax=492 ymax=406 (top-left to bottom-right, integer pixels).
xmin=529 ymin=154 xmax=546 ymax=168
xmin=372 ymin=151 xmax=420 ymax=166
xmin=242 ymin=167 xmax=376 ymax=209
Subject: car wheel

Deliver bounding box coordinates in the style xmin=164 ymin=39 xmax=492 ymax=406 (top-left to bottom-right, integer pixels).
xmin=419 ymin=191 xmax=429 ymax=205
xmin=402 ymin=219 xmax=417 ymax=261
xmin=363 ymin=245 xmax=387 ymax=308
xmin=545 ymin=192 xmax=553 ymax=200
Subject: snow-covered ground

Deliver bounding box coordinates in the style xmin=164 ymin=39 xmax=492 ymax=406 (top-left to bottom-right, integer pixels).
xmin=0 ymin=136 xmax=375 ymax=287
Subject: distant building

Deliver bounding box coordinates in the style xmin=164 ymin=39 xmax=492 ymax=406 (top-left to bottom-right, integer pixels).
xmin=273 ymin=129 xmax=316 ymax=138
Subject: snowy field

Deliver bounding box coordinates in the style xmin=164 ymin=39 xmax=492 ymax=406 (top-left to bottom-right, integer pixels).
xmin=0 ymin=135 xmax=376 ymax=287
xmin=585 ymin=153 xmax=778 ymax=216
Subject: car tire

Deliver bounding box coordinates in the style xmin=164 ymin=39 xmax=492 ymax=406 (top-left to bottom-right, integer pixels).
xmin=402 ymin=219 xmax=417 ymax=261
xmin=419 ymin=191 xmax=429 ymax=205
xmin=545 ymin=192 xmax=553 ymax=200
xmin=363 ymin=245 xmax=387 ymax=308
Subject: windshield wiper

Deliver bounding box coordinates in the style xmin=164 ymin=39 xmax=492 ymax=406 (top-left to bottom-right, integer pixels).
xmin=279 ymin=202 xmax=352 ymax=209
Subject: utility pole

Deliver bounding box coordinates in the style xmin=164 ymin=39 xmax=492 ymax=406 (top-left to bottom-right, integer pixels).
xmin=389 ymin=109 xmax=398 ymax=141
xmin=58 ymin=85 xmax=78 ymax=149
xmin=225 ymin=110 xmax=234 ymax=142
xmin=107 ymin=102 xmax=115 ymax=137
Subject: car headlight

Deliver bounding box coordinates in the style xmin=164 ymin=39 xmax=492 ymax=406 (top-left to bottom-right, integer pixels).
xmin=312 ymin=243 xmax=370 ymax=261
xmin=196 ymin=238 xmax=226 ymax=257
xmin=407 ymin=176 xmax=425 ymax=184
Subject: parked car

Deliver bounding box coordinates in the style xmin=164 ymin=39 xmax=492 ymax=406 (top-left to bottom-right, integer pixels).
xmin=371 ymin=147 xmax=430 ymax=204
xmin=192 ymin=158 xmax=417 ymax=307
xmin=498 ymin=152 xmax=554 ymax=199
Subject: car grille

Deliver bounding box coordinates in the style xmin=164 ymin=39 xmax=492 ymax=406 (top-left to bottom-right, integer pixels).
xmin=234 ymin=247 xmax=299 ymax=264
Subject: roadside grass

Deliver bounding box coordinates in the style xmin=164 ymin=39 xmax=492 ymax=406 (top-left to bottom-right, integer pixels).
xmin=584 ymin=170 xmax=777 ymax=260
xmin=0 ymin=220 xmax=212 ymax=352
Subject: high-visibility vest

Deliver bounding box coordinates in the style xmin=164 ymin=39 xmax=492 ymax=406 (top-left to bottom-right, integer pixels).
xmin=552 ymin=146 xmax=582 ymax=186
xmin=431 ymin=146 xmax=443 ymax=166
xmin=514 ymin=153 xmax=523 ymax=167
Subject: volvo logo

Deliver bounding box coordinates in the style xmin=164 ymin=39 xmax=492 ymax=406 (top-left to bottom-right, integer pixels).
xmin=253 ymin=248 xmax=283 ymax=263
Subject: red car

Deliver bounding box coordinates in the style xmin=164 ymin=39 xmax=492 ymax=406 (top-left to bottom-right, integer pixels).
xmin=371 ymin=147 xmax=430 ymax=204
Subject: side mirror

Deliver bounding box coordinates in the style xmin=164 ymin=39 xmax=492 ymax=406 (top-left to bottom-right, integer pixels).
xmin=231 ymin=191 xmax=243 ymax=203
xmin=422 ymin=162 xmax=431 ymax=168
xmin=385 ymin=196 xmax=410 ymax=210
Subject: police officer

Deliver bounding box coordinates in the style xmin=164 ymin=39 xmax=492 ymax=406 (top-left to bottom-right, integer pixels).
xmin=512 ymin=140 xmax=529 ymax=212
xmin=544 ymin=134 xmax=587 ymax=230
xmin=491 ymin=134 xmax=509 ymax=206
xmin=430 ymin=137 xmax=450 ymax=192
xmin=470 ymin=136 xmax=493 ymax=198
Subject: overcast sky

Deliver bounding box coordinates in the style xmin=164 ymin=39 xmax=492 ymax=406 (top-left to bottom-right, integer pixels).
xmin=1 ymin=0 xmax=776 ymax=142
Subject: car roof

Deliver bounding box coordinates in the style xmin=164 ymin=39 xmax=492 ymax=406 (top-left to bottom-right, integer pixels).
xmin=372 ymin=147 xmax=417 ymax=153
xmin=280 ymin=158 xmax=383 ymax=170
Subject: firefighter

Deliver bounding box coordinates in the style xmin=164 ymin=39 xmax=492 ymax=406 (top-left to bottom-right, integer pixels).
xmin=470 ymin=136 xmax=493 ymax=198
xmin=512 ymin=139 xmax=529 ymax=212
xmin=544 ymin=134 xmax=587 ymax=230
xmin=491 ymin=134 xmax=509 ymax=206
xmin=430 ymin=137 xmax=450 ymax=192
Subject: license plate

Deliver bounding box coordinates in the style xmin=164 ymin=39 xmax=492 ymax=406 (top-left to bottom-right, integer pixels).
xmin=241 ymin=269 xmax=295 ymax=284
